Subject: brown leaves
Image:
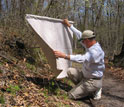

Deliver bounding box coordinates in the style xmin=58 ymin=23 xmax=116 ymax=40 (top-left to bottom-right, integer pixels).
xmin=2 ymin=57 xmax=124 ymax=106
xmin=106 ymin=62 xmax=124 ymax=81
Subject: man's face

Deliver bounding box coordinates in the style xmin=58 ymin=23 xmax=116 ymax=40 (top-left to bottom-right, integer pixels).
xmin=82 ymin=39 xmax=89 ymax=47
xmin=82 ymin=39 xmax=87 ymax=44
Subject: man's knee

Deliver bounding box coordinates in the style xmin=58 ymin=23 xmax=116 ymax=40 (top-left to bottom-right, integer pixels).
xmin=67 ymin=68 xmax=77 ymax=77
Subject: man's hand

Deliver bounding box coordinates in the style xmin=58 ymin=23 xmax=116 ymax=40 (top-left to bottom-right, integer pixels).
xmin=54 ymin=51 xmax=70 ymax=60
xmin=63 ymin=19 xmax=71 ymax=27
xmin=54 ymin=51 xmax=66 ymax=58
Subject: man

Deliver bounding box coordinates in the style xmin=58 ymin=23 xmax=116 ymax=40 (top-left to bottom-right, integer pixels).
xmin=54 ymin=19 xmax=105 ymax=100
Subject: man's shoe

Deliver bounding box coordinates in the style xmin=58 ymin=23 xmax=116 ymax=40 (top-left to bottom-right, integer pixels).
xmin=94 ymin=88 xmax=102 ymax=100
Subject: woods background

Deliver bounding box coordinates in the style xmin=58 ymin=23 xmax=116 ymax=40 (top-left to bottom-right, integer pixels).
xmin=0 ymin=0 xmax=124 ymax=106
xmin=0 ymin=0 xmax=124 ymax=62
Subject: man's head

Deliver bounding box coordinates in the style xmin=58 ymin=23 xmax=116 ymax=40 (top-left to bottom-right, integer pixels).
xmin=79 ymin=30 xmax=96 ymax=48
xmin=79 ymin=30 xmax=95 ymax=41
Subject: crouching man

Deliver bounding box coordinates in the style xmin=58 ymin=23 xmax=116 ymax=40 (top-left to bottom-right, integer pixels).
xmin=54 ymin=19 xmax=105 ymax=100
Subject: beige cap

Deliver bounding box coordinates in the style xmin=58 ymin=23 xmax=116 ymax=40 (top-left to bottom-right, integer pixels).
xmin=82 ymin=30 xmax=95 ymax=39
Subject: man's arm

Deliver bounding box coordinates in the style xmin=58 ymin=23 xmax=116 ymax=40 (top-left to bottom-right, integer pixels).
xmin=63 ymin=19 xmax=82 ymax=40
xmin=54 ymin=51 xmax=70 ymax=60
xmin=54 ymin=50 xmax=91 ymax=64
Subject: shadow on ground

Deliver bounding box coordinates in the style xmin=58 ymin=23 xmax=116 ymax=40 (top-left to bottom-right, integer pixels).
xmin=26 ymin=76 xmax=72 ymax=95
xmin=26 ymin=76 xmax=97 ymax=107
xmin=103 ymin=91 xmax=124 ymax=102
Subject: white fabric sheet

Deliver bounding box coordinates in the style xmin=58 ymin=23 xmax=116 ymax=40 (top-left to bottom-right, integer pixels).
xmin=25 ymin=14 xmax=73 ymax=79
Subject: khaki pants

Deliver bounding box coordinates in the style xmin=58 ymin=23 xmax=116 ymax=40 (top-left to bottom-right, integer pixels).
xmin=67 ymin=68 xmax=102 ymax=100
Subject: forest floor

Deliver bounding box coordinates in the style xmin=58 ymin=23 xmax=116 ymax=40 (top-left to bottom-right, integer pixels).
xmin=0 ymin=55 xmax=124 ymax=107
xmin=0 ymin=31 xmax=124 ymax=107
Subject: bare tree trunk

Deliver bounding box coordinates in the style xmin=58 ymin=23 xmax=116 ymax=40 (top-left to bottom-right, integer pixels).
xmin=0 ymin=0 xmax=2 ymax=15
xmin=35 ymin=0 xmax=44 ymax=15
xmin=94 ymin=0 xmax=104 ymax=27
xmin=91 ymin=0 xmax=95 ymax=30
xmin=5 ymin=0 xmax=9 ymax=12
xmin=83 ymin=0 xmax=89 ymax=30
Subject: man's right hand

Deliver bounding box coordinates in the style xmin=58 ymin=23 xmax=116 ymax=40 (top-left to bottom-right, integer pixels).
xmin=54 ymin=50 xmax=66 ymax=59
xmin=63 ymin=19 xmax=71 ymax=27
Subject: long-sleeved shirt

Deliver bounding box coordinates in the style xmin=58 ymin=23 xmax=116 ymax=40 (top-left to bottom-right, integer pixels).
xmin=69 ymin=25 xmax=105 ymax=79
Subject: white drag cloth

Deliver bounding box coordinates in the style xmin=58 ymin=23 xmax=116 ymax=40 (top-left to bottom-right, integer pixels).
xmin=25 ymin=14 xmax=73 ymax=79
